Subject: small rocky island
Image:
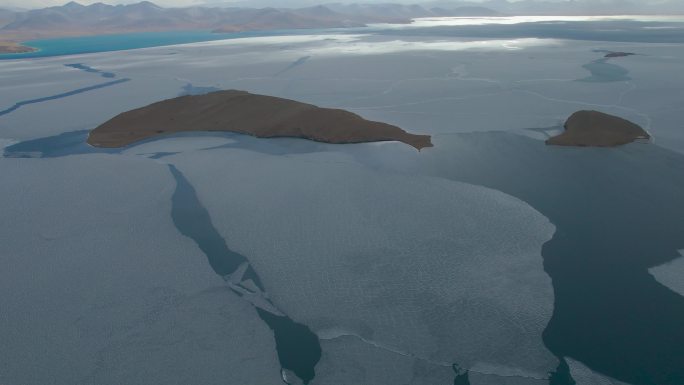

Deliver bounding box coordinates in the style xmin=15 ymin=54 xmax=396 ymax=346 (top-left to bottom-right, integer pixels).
xmin=547 ymin=110 xmax=650 ymax=147
xmin=0 ymin=42 xmax=36 ymax=54
xmin=88 ymin=90 xmax=432 ymax=150
xmin=604 ymin=52 xmax=635 ymax=58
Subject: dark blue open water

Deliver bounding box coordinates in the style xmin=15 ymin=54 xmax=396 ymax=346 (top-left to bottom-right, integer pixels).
xmin=345 ymin=132 xmax=684 ymax=385
xmin=168 ymin=164 xmax=321 ymax=384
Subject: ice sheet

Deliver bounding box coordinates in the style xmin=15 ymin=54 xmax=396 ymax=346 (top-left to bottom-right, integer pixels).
xmin=312 ymin=335 xmax=454 ymax=385
xmin=0 ymin=154 xmax=281 ymax=384
xmin=567 ymin=358 xmax=630 ymax=385
xmin=167 ymin=146 xmax=557 ymax=379
xmin=3 ymin=35 xmax=683 ymax=153
xmin=2 ymin=24 xmax=684 ymax=384
xmin=649 ymin=251 xmax=684 ymax=297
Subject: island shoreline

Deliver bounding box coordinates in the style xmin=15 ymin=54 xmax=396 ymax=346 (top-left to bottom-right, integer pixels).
xmin=0 ymin=41 xmax=37 ymax=54
xmin=87 ymin=90 xmax=433 ymax=151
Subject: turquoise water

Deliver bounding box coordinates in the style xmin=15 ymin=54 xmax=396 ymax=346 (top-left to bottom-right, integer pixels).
xmin=5 ymin=18 xmax=684 ymax=60
xmin=0 ymin=29 xmax=317 ymax=60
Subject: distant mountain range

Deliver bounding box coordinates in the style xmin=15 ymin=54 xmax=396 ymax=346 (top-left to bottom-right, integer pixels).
xmin=1 ymin=0 xmax=682 ymax=44
xmin=0 ymin=1 xmax=500 ymax=41
xmin=451 ymin=0 xmax=684 ymax=16
xmin=0 ymin=8 xmax=16 ymax=28
xmin=197 ymin=0 xmax=684 ymax=14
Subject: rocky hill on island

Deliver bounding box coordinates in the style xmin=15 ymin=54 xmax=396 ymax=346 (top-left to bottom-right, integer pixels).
xmin=88 ymin=90 xmax=433 ymax=150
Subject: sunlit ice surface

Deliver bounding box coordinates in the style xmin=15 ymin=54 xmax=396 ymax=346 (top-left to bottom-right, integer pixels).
xmin=370 ymin=15 xmax=684 ymax=28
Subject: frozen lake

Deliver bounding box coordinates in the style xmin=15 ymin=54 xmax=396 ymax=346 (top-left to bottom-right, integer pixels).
xmin=1 ymin=16 xmax=684 ymax=385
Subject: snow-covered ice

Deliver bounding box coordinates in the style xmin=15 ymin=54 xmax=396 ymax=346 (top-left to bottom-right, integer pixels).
xmin=649 ymin=251 xmax=684 ymax=297
xmin=0 ymin=154 xmax=281 ymax=384
xmin=166 ymin=147 xmax=557 ymax=379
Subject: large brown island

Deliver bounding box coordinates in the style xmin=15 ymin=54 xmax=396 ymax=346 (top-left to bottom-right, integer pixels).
xmin=546 ymin=110 xmax=650 ymax=147
xmin=87 ymin=90 xmax=433 ymax=150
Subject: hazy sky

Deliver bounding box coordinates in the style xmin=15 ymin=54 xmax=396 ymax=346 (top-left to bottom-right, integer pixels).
xmin=0 ymin=0 xmax=672 ymax=10
xmin=1 ymin=0 xmax=202 ymax=8
xmin=1 ymin=0 xmax=566 ymax=8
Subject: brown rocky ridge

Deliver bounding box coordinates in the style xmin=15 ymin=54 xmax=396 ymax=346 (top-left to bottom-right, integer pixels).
xmin=546 ymin=110 xmax=650 ymax=147
xmin=87 ymin=90 xmax=433 ymax=150
xmin=604 ymin=52 xmax=635 ymax=58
